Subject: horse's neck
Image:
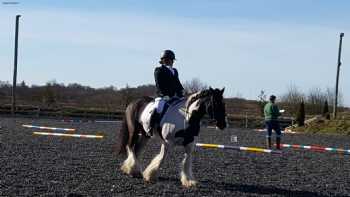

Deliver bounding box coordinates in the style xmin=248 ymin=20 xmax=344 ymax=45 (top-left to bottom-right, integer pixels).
xmin=185 ymin=97 xmax=207 ymax=124
xmin=165 ymin=98 xmax=204 ymax=121
xmin=164 ymin=99 xmax=187 ymax=117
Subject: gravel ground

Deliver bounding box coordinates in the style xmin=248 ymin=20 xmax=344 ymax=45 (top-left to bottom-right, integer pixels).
xmin=0 ymin=117 xmax=349 ymax=197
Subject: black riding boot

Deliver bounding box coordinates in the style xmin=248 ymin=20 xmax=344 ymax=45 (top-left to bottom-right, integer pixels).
xmin=148 ymin=111 xmax=160 ymax=137
xmin=266 ymin=137 xmax=272 ymax=149
xmin=276 ymin=137 xmax=281 ymax=150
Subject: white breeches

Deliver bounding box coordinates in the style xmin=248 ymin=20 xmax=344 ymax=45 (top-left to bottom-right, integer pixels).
xmin=154 ymin=97 xmax=167 ymax=114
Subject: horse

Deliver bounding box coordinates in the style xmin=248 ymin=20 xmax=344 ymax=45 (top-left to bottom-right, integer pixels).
xmin=115 ymin=87 xmax=227 ymax=187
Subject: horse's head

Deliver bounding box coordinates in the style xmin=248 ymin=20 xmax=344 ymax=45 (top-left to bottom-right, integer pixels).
xmin=205 ymin=87 xmax=227 ymax=130
xmin=186 ymin=87 xmax=227 ymax=130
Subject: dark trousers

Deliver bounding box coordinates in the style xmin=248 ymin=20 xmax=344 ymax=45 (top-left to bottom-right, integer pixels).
xmin=265 ymin=120 xmax=282 ymax=137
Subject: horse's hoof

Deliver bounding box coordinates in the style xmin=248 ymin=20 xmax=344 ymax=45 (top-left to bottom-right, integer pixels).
xmin=143 ymin=177 xmax=155 ymax=183
xmin=143 ymin=176 xmax=153 ymax=182
xmin=120 ymin=166 xmax=130 ymax=175
xmin=182 ymin=180 xmax=198 ymax=188
xmin=143 ymin=172 xmax=157 ymax=182
xmin=121 ymin=166 xmax=139 ymax=176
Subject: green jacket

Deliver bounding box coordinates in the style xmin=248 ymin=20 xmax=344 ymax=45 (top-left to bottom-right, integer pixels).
xmin=264 ymin=102 xmax=281 ymax=120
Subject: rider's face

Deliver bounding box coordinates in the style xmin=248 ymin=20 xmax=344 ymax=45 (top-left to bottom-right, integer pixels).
xmin=162 ymin=58 xmax=174 ymax=66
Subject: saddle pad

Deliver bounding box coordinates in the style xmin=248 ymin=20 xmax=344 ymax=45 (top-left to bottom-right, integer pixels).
xmin=139 ymin=102 xmax=155 ymax=132
xmin=139 ymin=98 xmax=187 ymax=134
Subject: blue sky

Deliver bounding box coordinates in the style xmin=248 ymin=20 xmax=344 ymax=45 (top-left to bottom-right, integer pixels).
xmin=1 ymin=0 xmax=349 ymax=106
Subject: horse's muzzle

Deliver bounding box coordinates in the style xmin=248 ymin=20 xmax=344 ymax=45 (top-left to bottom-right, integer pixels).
xmin=208 ymin=119 xmax=226 ymax=130
xmin=215 ymin=121 xmax=226 ymax=130
xmin=216 ymin=124 xmax=226 ymax=130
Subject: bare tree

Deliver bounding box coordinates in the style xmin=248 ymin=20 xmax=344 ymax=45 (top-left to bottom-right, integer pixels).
xmin=307 ymin=87 xmax=327 ymax=114
xmin=119 ymin=84 xmax=134 ymax=107
xmin=280 ymin=85 xmax=305 ymax=114
xmin=326 ymin=87 xmax=343 ymax=107
xmin=183 ymin=78 xmax=208 ymax=94
xmin=280 ymin=85 xmax=305 ymax=104
xmin=42 ymin=83 xmax=56 ymax=107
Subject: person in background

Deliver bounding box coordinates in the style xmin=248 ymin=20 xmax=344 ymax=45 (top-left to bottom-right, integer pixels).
xmin=264 ymin=95 xmax=282 ymax=149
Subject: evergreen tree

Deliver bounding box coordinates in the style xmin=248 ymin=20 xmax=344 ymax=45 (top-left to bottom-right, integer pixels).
xmin=296 ymin=101 xmax=305 ymax=126
xmin=322 ymin=100 xmax=330 ymax=120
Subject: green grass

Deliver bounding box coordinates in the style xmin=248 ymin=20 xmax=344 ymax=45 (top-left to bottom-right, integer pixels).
xmin=293 ymin=112 xmax=350 ymax=135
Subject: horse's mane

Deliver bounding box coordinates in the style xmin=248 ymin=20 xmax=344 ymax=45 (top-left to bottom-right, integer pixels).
xmin=185 ymin=89 xmax=211 ymax=111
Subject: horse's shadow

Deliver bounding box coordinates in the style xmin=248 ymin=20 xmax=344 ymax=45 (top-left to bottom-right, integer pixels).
xmin=158 ymin=177 xmax=339 ymax=197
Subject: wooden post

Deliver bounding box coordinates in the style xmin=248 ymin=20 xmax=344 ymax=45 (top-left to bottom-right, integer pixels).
xmin=11 ymin=14 xmax=21 ymax=116
xmin=333 ymin=33 xmax=344 ymax=119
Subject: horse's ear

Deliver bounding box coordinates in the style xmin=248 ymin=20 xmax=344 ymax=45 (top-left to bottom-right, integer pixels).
xmin=220 ymin=87 xmax=225 ymax=95
xmin=209 ymin=86 xmax=213 ymax=92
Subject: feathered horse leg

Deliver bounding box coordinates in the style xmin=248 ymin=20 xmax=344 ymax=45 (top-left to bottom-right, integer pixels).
xmin=143 ymin=143 xmax=169 ymax=182
xmin=133 ymin=134 xmax=150 ymax=175
xmin=120 ymin=102 xmax=145 ymax=177
xmin=181 ymin=142 xmax=197 ymax=187
xmin=121 ymin=145 xmax=141 ymax=177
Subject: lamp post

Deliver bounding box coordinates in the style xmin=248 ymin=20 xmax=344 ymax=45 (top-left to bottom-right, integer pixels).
xmin=11 ymin=14 xmax=21 ymax=116
xmin=333 ymin=32 xmax=344 ymax=119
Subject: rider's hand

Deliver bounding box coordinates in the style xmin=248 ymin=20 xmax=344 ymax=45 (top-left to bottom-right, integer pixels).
xmin=163 ymin=96 xmax=170 ymax=101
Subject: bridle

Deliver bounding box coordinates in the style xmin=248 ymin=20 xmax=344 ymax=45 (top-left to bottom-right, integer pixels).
xmin=184 ymin=93 xmax=217 ymax=123
xmin=207 ymin=94 xmax=217 ymax=123
xmin=182 ymin=89 xmax=226 ymax=130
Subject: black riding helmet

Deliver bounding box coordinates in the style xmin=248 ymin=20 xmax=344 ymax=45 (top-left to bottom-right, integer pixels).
xmin=160 ymin=49 xmax=176 ymax=60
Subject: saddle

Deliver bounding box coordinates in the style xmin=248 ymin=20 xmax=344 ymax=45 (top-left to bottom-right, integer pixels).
xmin=139 ymin=97 xmax=184 ymax=133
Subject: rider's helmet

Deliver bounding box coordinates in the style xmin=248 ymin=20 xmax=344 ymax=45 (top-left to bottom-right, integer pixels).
xmin=160 ymin=50 xmax=176 ymax=60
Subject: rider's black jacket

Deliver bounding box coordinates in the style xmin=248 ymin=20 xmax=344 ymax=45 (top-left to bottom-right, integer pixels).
xmin=154 ymin=65 xmax=184 ymax=97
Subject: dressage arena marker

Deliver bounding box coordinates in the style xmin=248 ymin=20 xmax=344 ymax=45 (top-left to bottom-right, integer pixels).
xmin=280 ymin=143 xmax=350 ymax=155
xmin=22 ymin=124 xmax=75 ymax=132
xmin=33 ymin=132 xmax=104 ymax=139
xmin=196 ymin=143 xmax=282 ymax=154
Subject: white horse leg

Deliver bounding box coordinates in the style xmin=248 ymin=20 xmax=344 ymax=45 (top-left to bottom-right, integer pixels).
xmin=181 ymin=142 xmax=197 ymax=187
xmin=121 ymin=145 xmax=141 ymax=176
xmin=143 ymin=143 xmax=168 ymax=182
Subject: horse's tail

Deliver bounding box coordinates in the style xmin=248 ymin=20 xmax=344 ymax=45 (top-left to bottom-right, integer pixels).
xmin=116 ymin=116 xmax=129 ymax=155
xmin=116 ymin=97 xmax=152 ymax=155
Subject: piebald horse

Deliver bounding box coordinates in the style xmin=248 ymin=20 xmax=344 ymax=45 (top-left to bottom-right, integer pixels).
xmin=115 ymin=88 xmax=226 ymax=187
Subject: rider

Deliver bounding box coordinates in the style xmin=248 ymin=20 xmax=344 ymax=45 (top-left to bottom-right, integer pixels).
xmin=264 ymin=95 xmax=282 ymax=149
xmin=148 ymin=49 xmax=184 ymax=136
